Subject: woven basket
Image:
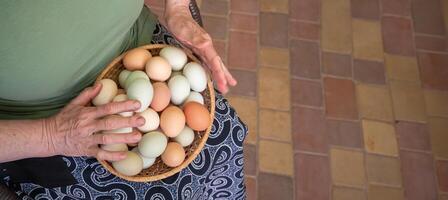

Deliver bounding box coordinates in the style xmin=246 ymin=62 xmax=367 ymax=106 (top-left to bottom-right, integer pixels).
xmin=95 ymin=44 xmax=215 ymax=182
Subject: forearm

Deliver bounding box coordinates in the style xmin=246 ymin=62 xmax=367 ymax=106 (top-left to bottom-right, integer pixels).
xmin=164 ymin=0 xmax=190 ymax=20
xmin=0 ymin=118 xmax=53 ymax=162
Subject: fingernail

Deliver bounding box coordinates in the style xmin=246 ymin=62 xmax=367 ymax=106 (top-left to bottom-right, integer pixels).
xmin=119 ymin=153 xmax=127 ymax=159
xmin=95 ymin=83 xmax=102 ymax=89
xmin=137 ymin=117 xmax=145 ymax=125
xmin=132 ymin=133 xmax=142 ymax=141
xmin=133 ymin=101 xmax=141 ymax=109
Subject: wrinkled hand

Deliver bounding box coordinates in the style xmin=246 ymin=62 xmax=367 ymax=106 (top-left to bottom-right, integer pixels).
xmin=165 ymin=5 xmax=237 ymax=93
xmin=44 ymin=84 xmax=145 ymax=161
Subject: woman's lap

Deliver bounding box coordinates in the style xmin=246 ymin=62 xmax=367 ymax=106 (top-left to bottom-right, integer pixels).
xmin=12 ymin=92 xmax=248 ymax=200
xmin=6 ymin=24 xmax=249 ymax=199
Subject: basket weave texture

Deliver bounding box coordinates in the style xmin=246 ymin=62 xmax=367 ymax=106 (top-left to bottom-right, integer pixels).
xmin=95 ymin=44 xmax=215 ymax=182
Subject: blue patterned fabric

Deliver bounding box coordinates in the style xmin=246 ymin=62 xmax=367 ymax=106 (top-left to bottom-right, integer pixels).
xmin=9 ymin=91 xmax=248 ymax=200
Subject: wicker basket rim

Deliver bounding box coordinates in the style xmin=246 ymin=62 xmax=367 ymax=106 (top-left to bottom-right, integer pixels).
xmin=96 ymin=44 xmax=215 ymax=182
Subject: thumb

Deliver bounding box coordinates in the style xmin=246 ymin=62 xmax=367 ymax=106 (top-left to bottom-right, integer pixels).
xmin=69 ymin=83 xmax=102 ymax=107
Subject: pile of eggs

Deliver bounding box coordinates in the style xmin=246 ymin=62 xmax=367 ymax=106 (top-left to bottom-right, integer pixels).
xmin=92 ymin=46 xmax=211 ymax=177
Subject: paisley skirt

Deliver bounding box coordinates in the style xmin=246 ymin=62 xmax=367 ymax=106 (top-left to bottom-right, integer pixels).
xmin=2 ymin=23 xmax=249 ymax=200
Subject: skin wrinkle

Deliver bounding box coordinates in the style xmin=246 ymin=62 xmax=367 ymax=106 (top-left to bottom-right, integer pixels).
xmin=0 ymin=1 xmax=235 ymax=163
xmin=165 ymin=0 xmax=237 ymax=93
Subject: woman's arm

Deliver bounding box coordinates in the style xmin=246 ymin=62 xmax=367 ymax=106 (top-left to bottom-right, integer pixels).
xmin=0 ymin=84 xmax=145 ymax=163
xmin=164 ymin=0 xmax=237 ymax=93
xmin=0 ymin=118 xmax=52 ymax=162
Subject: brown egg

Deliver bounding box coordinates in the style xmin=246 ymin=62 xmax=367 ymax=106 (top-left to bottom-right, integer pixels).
xmin=183 ymin=102 xmax=210 ymax=131
xmin=145 ymin=56 xmax=172 ymax=81
xmin=123 ymin=48 xmax=152 ymax=70
xmin=160 ymin=106 xmax=185 ymax=137
xmin=161 ymin=142 xmax=185 ymax=167
xmin=150 ymin=82 xmax=171 ymax=112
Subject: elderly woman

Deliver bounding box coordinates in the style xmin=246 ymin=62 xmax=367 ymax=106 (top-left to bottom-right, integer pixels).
xmin=0 ymin=0 xmax=248 ymax=199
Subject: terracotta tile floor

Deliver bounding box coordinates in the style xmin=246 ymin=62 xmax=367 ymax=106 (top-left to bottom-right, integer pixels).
xmin=146 ymin=0 xmax=448 ymax=199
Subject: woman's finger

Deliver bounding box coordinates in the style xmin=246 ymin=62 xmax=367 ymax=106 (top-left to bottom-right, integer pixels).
xmin=96 ymin=149 xmax=128 ymax=161
xmin=92 ymin=131 xmax=142 ymax=145
xmin=68 ymin=84 xmax=102 ymax=107
xmin=94 ymin=115 xmax=144 ymax=132
xmin=208 ymin=56 xmax=229 ymax=93
xmin=95 ymin=100 xmax=140 ymax=118
xmin=220 ymin=60 xmax=237 ymax=86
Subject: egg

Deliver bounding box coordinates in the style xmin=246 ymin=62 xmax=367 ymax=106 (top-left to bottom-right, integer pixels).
xmin=137 ymin=108 xmax=160 ymax=132
xmin=183 ymin=102 xmax=210 ymax=131
xmin=103 ymin=127 xmax=133 ymax=134
xmin=132 ymin=147 xmax=156 ymax=169
xmin=138 ymin=131 xmax=167 ymax=158
xmin=123 ymin=48 xmax=152 ymax=71
xmin=161 ymin=142 xmax=185 ymax=167
xmin=112 ymin=94 xmax=127 ymax=102
xmin=113 ymin=94 xmax=133 ymax=117
xmin=145 ymin=56 xmax=171 ymax=81
xmin=100 ymin=143 xmax=128 ymax=152
xmin=124 ymin=71 xmax=150 ymax=90
xmin=160 ymin=106 xmax=185 ymax=137
xmin=92 ymin=79 xmax=118 ymax=106
xmin=127 ymin=79 xmax=153 ymax=112
xmin=184 ymin=91 xmax=204 ymax=105
xmin=159 ymin=46 xmax=188 ymax=71
xmin=118 ymin=70 xmax=131 ymax=88
xmin=111 ymin=151 xmax=143 ymax=176
xmin=183 ymin=62 xmax=207 ymax=92
xmin=102 ymin=115 xmax=133 ymax=134
xmin=150 ymin=82 xmax=171 ymax=112
xmin=168 ymin=75 xmax=190 ymax=105
xmin=173 ymin=126 xmax=195 ymax=147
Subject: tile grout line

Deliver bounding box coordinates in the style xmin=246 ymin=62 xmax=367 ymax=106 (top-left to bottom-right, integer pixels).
xmin=201 ymin=13 xmax=229 ymax=19
xmin=407 ymin=0 xmax=443 ymax=196
xmin=281 ymin=0 xmax=296 ymax=199
xmin=414 ymin=32 xmax=447 ymax=38
xmin=376 ymin=0 xmax=408 ymax=196
xmin=318 ymin=0 xmax=336 ymax=199
xmin=348 ymin=1 xmax=371 ymax=198
xmin=254 ymin=0 xmax=260 ymax=198
xmin=230 ymin=10 xmax=260 ymax=16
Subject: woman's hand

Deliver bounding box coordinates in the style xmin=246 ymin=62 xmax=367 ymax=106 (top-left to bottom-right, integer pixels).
xmin=164 ymin=0 xmax=237 ymax=94
xmin=44 ymin=84 xmax=145 ymax=161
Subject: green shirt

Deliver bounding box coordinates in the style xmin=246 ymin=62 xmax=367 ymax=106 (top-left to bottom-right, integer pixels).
xmin=0 ymin=0 xmax=157 ymax=119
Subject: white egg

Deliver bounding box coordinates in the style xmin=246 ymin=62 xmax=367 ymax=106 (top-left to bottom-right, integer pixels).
xmin=127 ymin=79 xmax=153 ymax=112
xmin=112 ymin=94 xmax=133 ymax=117
xmin=138 ymin=131 xmax=167 ymax=158
xmin=92 ymin=79 xmax=118 ymax=106
xmin=168 ymin=75 xmax=190 ymax=105
xmin=137 ymin=108 xmax=160 ymax=132
xmin=118 ymin=70 xmax=131 ymax=88
xmin=101 ymin=115 xmax=133 ymax=133
xmin=101 ymin=143 xmax=128 ymax=152
xmin=103 ymin=127 xmax=133 ymax=134
xmin=183 ymin=62 xmax=207 ymax=92
xmin=159 ymin=46 xmax=188 ymax=71
xmin=124 ymin=71 xmax=149 ymax=90
xmin=184 ymin=91 xmax=204 ymax=105
xmin=173 ymin=126 xmax=195 ymax=147
xmin=111 ymin=151 xmax=143 ymax=176
xmin=132 ymin=147 xmax=156 ymax=169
